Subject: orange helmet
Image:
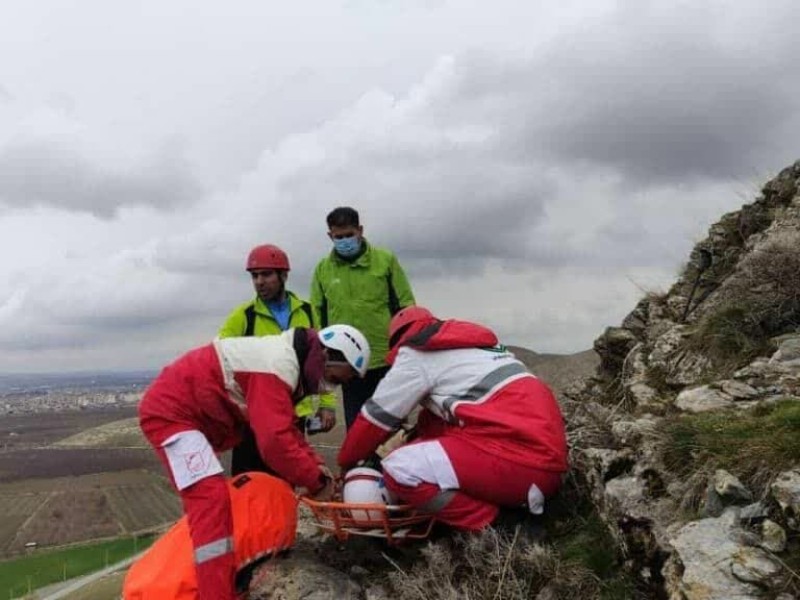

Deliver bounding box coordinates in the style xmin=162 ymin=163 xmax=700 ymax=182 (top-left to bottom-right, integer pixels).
xmin=246 ymin=244 xmax=290 ymax=271
xmin=389 ymin=306 xmax=435 ymax=348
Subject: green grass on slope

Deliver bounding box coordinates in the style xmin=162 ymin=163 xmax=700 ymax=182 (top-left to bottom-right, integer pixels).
xmin=661 ymin=399 xmax=800 ymax=489
xmin=0 ymin=534 xmax=155 ymax=599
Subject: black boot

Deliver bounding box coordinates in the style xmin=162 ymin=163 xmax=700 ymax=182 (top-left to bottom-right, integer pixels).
xmin=490 ymin=506 xmax=546 ymax=545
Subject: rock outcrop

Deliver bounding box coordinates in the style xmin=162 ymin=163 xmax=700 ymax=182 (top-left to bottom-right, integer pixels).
xmin=565 ymin=160 xmax=800 ymax=599
xmin=244 ymin=162 xmax=800 ymax=599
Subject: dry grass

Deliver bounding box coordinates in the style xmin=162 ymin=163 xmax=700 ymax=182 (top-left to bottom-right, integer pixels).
xmin=386 ymin=529 xmax=609 ymax=600
xmin=562 ymin=401 xmax=620 ymax=480
xmin=382 ymin=474 xmax=641 ymax=600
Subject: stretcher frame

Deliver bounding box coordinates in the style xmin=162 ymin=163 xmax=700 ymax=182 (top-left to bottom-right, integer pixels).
xmin=299 ymin=496 xmax=436 ymax=545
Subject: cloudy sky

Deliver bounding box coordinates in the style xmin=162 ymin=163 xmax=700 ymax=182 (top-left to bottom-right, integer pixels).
xmin=1 ymin=0 xmax=798 ymax=373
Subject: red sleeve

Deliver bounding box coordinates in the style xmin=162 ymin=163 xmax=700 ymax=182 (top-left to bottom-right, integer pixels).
xmin=243 ymin=372 xmax=326 ymax=492
xmin=337 ymin=414 xmax=392 ymax=470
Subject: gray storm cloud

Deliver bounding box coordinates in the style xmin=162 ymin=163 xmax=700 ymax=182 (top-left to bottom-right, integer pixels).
xmin=0 ymin=0 xmax=798 ymax=371
xmin=0 ymin=141 xmax=202 ymax=219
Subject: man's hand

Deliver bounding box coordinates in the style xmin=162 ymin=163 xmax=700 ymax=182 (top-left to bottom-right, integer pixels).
xmin=317 ymin=408 xmax=336 ymax=432
xmin=310 ymin=474 xmax=335 ymax=502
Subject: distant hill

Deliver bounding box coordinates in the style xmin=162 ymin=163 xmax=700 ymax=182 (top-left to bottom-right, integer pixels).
xmin=53 ymin=418 xmax=147 ymax=449
xmin=507 ymin=345 xmax=599 ymax=399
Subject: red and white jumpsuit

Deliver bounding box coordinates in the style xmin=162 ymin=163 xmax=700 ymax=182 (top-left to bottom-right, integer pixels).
xmin=139 ymin=330 xmax=328 ymax=600
xmin=338 ymin=320 xmax=568 ymax=530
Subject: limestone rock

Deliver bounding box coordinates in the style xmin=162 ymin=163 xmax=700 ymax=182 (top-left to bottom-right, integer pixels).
xmin=621 ymin=343 xmax=664 ymax=409
xmin=627 ymin=382 xmax=663 ymax=408
xmin=760 ymin=520 xmax=787 ymax=553
xmin=730 ymin=547 xmax=782 ymax=585
xmin=713 ymin=470 xmax=753 ymax=503
xmin=771 ymin=469 xmax=800 ymax=522
xmin=739 ymin=502 xmax=769 ymax=522
xmin=770 ymin=335 xmax=800 ymax=363
xmin=595 ymin=326 xmax=639 ymax=374
xmin=700 ymin=484 xmax=725 ymax=518
xmin=648 ymin=327 xmax=684 ymax=373
xmin=251 ymin=554 xmax=362 ymax=599
xmin=620 ymin=298 xmax=650 ymax=336
xmin=675 ymin=385 xmax=733 ymax=413
xmin=563 ymin=161 xmax=800 ymax=600
xmin=718 ymin=380 xmax=759 ymax=400
xmin=667 ymin=511 xmax=781 ymax=599
xmin=605 ymin=476 xmax=646 ymax=516
xmin=582 ymin=448 xmax=636 ymax=483
xmin=611 ymin=417 xmax=660 ymax=447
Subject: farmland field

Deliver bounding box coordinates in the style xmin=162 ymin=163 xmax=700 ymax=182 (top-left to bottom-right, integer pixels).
xmin=0 ymin=493 xmax=49 ymax=553
xmin=105 ymin=480 xmax=181 ymax=533
xmin=54 ymin=417 xmax=147 ymax=449
xmin=0 ymin=448 xmax=160 ymax=482
xmin=0 ymin=471 xmax=180 ymax=558
xmin=0 ymin=405 xmax=159 ymax=484
xmin=10 ymin=490 xmax=122 ymax=552
xmin=0 ymin=406 xmax=138 ymax=450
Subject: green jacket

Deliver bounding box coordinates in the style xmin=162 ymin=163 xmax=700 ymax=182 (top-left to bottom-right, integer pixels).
xmin=310 ymin=241 xmax=415 ymax=369
xmin=217 ymin=291 xmax=336 ymax=417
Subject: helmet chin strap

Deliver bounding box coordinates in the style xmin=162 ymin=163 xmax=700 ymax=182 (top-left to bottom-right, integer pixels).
xmin=294 ymin=328 xmax=326 ymax=396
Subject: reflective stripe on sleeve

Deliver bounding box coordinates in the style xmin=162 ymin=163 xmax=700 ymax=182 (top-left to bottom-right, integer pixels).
xmin=443 ymin=362 xmax=529 ymax=413
xmin=194 ymin=536 xmax=233 ymax=564
xmin=364 ymin=400 xmax=405 ymax=430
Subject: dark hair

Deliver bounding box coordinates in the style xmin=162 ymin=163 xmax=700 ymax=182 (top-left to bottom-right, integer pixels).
xmin=326 ymin=207 xmax=360 ymax=228
xmin=325 ymin=348 xmax=347 ymax=363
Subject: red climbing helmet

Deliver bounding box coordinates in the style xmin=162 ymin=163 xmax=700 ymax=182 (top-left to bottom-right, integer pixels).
xmin=388 ymin=306 xmax=435 ymax=348
xmin=246 ymin=244 xmax=290 ymax=271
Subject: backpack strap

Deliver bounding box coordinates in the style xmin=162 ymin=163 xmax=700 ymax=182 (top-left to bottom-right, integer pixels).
xmin=291 ymin=328 xmax=310 ymax=406
xmin=292 ymin=328 xmax=310 ymax=366
xmin=300 ymin=302 xmax=314 ymax=327
xmin=387 ymin=271 xmax=400 ymax=316
xmin=244 ymin=305 xmax=256 ymax=337
xmin=320 ymin=293 xmax=329 ymax=328
xmin=403 ymin=321 xmax=444 ymax=348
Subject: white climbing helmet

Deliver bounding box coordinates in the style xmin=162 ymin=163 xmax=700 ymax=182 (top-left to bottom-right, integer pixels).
xmin=342 ymin=467 xmax=397 ymax=523
xmin=318 ymin=325 xmax=371 ymax=377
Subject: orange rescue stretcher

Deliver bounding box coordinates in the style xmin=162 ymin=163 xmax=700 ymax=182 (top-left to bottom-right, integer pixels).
xmin=299 ymin=495 xmax=436 ymax=546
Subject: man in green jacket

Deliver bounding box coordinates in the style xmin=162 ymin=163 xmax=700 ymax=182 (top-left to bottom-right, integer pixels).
xmin=310 ymin=207 xmax=416 ymax=429
xmin=219 ymin=243 xmax=337 ymax=475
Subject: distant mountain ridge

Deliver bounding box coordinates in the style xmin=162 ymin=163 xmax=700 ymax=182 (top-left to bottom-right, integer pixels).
xmin=507 ymin=345 xmax=599 ymax=398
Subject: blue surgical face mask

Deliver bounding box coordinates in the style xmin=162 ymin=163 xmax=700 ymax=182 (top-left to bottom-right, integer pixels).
xmin=333 ymin=235 xmax=361 ymax=257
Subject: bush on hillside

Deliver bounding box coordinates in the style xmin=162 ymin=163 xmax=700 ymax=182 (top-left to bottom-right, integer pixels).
xmin=690 ymin=230 xmax=800 ymax=372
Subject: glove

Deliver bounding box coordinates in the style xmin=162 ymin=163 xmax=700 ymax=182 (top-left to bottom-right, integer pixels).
xmin=375 ymin=426 xmax=415 ymax=458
